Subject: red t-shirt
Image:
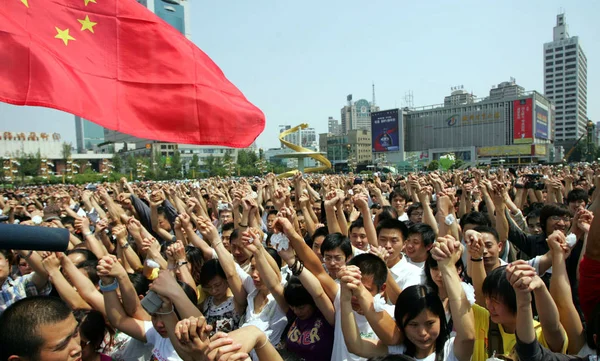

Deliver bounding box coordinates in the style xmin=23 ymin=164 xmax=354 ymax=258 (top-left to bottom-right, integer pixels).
xmin=578 ymin=256 xmax=600 ymax=324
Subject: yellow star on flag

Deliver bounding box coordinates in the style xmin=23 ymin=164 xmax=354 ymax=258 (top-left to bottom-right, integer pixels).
xmin=21 ymin=0 xmax=29 ymax=7
xmin=78 ymin=15 xmax=97 ymax=33
xmin=55 ymin=27 xmax=75 ymax=46
xmin=84 ymin=0 xmax=96 ymax=5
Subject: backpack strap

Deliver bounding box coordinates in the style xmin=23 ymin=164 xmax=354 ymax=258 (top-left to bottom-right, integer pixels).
xmin=488 ymin=318 xmax=504 ymax=357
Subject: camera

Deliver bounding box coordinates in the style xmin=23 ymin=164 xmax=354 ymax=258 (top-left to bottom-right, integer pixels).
xmin=524 ymin=174 xmax=545 ymax=190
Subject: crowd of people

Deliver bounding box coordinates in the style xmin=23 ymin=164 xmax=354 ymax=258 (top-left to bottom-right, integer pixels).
xmin=0 ymin=165 xmax=599 ymax=361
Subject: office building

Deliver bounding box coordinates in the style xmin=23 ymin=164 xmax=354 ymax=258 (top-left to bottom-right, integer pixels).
xmin=340 ymin=94 xmax=380 ymax=134
xmin=543 ymin=13 xmax=588 ymax=147
xmin=279 ymin=125 xmax=317 ymax=148
xmin=444 ymin=87 xmax=476 ymax=106
xmin=322 ymin=129 xmax=372 ymax=166
xmin=75 ymin=116 xmax=105 ymax=153
xmin=404 ymin=81 xmax=554 ymax=164
xmin=328 ymin=117 xmax=342 ymax=136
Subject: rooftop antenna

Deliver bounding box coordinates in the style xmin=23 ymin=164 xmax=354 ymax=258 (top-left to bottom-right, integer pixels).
xmin=372 ymin=82 xmax=376 ymax=107
xmin=404 ymin=91 xmax=414 ymax=109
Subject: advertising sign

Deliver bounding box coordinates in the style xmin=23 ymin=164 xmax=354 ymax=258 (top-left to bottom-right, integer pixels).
xmin=513 ymin=99 xmax=533 ymax=144
xmin=372 ymin=109 xmax=400 ymax=153
xmin=535 ymin=102 xmax=549 ymax=140
xmin=477 ymin=145 xmax=532 ymax=157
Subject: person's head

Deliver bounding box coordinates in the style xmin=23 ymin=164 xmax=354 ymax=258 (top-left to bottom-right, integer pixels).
xmin=424 ymin=253 xmax=464 ymax=293
xmin=266 ymin=210 xmax=278 ymax=234
xmin=311 ymin=227 xmax=328 ymax=262
xmin=128 ymin=273 xmax=150 ymax=298
xmin=156 ymin=207 xmax=172 ymax=232
xmin=347 ymin=254 xmax=388 ymax=314
xmin=65 ymin=249 xmax=98 ymax=267
xmin=296 ymin=211 xmax=307 ymax=236
xmin=221 ymin=222 xmax=235 ymax=251
xmin=374 ymin=205 xmax=398 ymax=227
xmin=482 ymin=266 xmax=517 ymax=325
xmin=230 ymin=229 xmax=252 ymax=265
xmin=321 ymin=233 xmax=352 ymax=278
xmin=405 ymin=224 xmax=435 ymax=263
xmin=394 ymin=285 xmax=448 ymax=358
xmin=312 ymin=201 xmax=323 ymax=222
xmin=200 ymin=259 xmax=229 ymax=299
xmin=473 ymin=226 xmax=503 ymax=271
xmin=370 ymin=203 xmax=382 ymax=218
xmin=76 ymin=260 xmax=100 ymax=286
xmin=539 ymin=203 xmax=572 ymax=236
xmin=248 ymin=247 xmax=280 ymax=290
xmin=151 ymin=281 xmax=197 ymax=338
xmin=16 ymin=255 xmax=33 ymax=276
xmin=342 ymin=196 xmax=353 ymax=217
xmin=74 ymin=309 xmax=112 ymax=361
xmin=349 ymin=218 xmax=369 ymax=251
xmin=526 ymin=209 xmax=542 ymax=235
xmin=567 ymin=189 xmax=588 ymax=214
xmin=0 ymin=249 xmax=12 ymax=283
xmin=284 ymin=277 xmax=317 ymax=320
xmin=185 ymin=245 xmax=205 ymax=286
xmin=376 ymin=219 xmax=409 ymax=265
xmin=459 ymin=211 xmax=491 ymax=235
xmin=0 ymin=296 xmax=82 ymax=361
xmin=218 ymin=209 xmax=233 ymax=226
xmin=388 ymin=189 xmax=409 ymax=215
xmin=264 ymin=200 xmax=275 ymax=212
xmin=407 ymin=203 xmax=424 ymax=224
xmin=61 ymin=216 xmax=76 ymax=234
xmin=26 ymin=203 xmax=37 ymax=214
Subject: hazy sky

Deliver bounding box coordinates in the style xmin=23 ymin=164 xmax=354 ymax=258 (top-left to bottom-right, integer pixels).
xmin=1 ymin=0 xmax=598 ymax=150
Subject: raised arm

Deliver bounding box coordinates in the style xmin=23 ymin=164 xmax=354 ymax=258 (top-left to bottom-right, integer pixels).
xmin=354 ymin=193 xmax=378 ymax=249
xmin=464 ymin=230 xmax=487 ymax=307
xmin=323 ymin=191 xmax=342 ymax=235
xmin=42 ymin=252 xmax=90 ymax=310
xmin=61 ymin=254 xmax=106 ymax=314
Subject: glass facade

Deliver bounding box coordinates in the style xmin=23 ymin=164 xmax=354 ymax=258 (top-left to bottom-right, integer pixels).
xmin=75 ymin=116 xmax=105 ymax=153
xmin=155 ymin=0 xmax=185 ymax=34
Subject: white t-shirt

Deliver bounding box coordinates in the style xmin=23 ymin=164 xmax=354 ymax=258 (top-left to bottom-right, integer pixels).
xmin=398 ymin=213 xmax=409 ymax=222
xmin=143 ymin=321 xmax=183 ymax=361
xmin=389 ymin=256 xmax=425 ymax=290
xmin=109 ymin=331 xmax=154 ymax=361
xmin=236 ymin=265 xmax=287 ymax=345
xmin=331 ymin=289 xmax=395 ymax=361
xmin=406 ymin=256 xmax=426 ymax=270
xmin=388 ymin=337 xmax=459 ymax=361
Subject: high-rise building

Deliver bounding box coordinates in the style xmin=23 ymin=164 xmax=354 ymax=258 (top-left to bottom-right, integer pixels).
xmin=279 ymin=125 xmax=317 ymax=148
xmin=328 ymin=117 xmax=342 ymax=135
xmin=543 ymin=13 xmax=588 ymax=147
xmin=340 ymin=94 xmax=380 ymax=134
xmin=75 ymin=116 xmax=105 ymax=153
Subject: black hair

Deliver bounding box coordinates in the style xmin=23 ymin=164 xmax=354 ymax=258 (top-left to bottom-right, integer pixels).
xmin=388 ymin=188 xmax=410 ymax=203
xmin=185 ymin=245 xmax=205 ymax=286
xmin=424 ymin=253 xmax=465 ymax=294
xmin=267 ymin=209 xmax=279 ymax=218
xmin=284 ymin=277 xmax=316 ymax=308
xmin=0 ymin=296 xmax=73 ymax=361
xmin=65 ymin=248 xmax=98 ymax=265
xmin=482 ymin=266 xmax=517 ymax=315
xmin=376 ymin=218 xmax=409 ymax=241
xmin=526 ymin=208 xmax=541 ymax=220
xmin=0 ymin=249 xmax=12 ymax=266
xmin=320 ymin=233 xmax=352 ymax=259
xmin=347 ymin=254 xmax=388 ymax=292
xmin=178 ymin=280 xmax=199 ymax=309
xmin=407 ymin=223 xmax=436 ymax=248
xmin=230 ymin=228 xmax=241 ymax=243
xmin=567 ymin=189 xmax=589 ymax=205
xmin=407 ymin=202 xmax=423 ymax=217
xmin=307 ymin=226 xmax=329 ymax=248
xmin=61 ymin=215 xmax=76 ymax=228
xmin=394 ymin=285 xmax=448 ymax=360
xmin=128 ymin=273 xmax=150 ymax=297
xmin=221 ymin=222 xmax=235 ymax=233
xmin=200 ymin=259 xmax=226 ymax=287
xmin=74 ymin=308 xmax=114 ymax=353
xmin=473 ymin=225 xmax=500 ymax=244
xmin=265 ymin=247 xmax=283 ymax=268
xmin=349 ymin=218 xmax=365 ymax=234
xmin=77 ymin=260 xmax=100 ymax=286
xmin=459 ymin=211 xmax=491 ymax=229
xmin=539 ymin=203 xmax=572 ymax=235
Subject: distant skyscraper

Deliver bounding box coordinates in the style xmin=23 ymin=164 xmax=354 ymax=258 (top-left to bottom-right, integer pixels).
xmin=75 ymin=116 xmax=105 ymax=153
xmin=543 ymin=13 xmax=588 ymax=146
xmin=340 ymin=95 xmax=380 ymax=134
xmin=328 ymin=117 xmax=342 ymax=136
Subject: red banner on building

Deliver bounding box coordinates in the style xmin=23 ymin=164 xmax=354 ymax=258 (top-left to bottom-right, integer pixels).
xmin=513 ymin=99 xmax=533 ymax=144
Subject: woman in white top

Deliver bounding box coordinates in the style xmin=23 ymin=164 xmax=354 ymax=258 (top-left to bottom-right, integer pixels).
xmin=340 ymin=235 xmax=475 ymax=361
xmin=197 ymin=217 xmax=287 ymax=346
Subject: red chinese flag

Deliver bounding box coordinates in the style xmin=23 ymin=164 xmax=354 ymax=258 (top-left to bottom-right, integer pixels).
xmin=0 ymin=0 xmax=265 ymax=147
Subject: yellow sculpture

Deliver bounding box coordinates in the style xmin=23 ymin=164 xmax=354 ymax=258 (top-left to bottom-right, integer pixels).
xmin=276 ymin=123 xmax=331 ymax=178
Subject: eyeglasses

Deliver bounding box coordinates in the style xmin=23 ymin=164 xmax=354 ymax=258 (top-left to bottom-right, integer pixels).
xmin=323 ymin=255 xmax=346 ymax=263
xmin=18 ymin=263 xmax=29 ymax=267
xmin=550 ymin=215 xmax=571 ymax=223
xmin=265 ymin=206 xmax=275 ymax=210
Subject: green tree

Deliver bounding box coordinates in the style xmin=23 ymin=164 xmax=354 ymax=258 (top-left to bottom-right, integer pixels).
xmin=61 ymin=142 xmax=72 ymax=161
xmin=427 ymin=160 xmax=439 ymax=171
xmin=168 ymin=151 xmax=182 ymax=179
xmin=189 ymin=154 xmax=199 ymax=178
xmin=112 ymin=153 xmax=123 ymax=173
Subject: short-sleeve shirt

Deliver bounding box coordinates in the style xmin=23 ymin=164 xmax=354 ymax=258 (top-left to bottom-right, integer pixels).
xmin=285 ymin=309 xmax=334 ymax=361
xmin=0 ymin=273 xmax=52 ymax=314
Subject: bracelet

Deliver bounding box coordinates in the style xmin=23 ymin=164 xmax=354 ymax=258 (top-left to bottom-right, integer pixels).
xmin=153 ymin=303 xmax=175 ymax=315
xmin=212 ymin=241 xmax=222 ymax=248
xmin=239 ymin=224 xmax=248 ymax=227
xmin=292 ymin=260 xmax=304 ymax=276
xmin=470 ymin=257 xmax=483 ymax=262
xmin=255 ymin=337 xmax=269 ymax=350
xmin=83 ymin=231 xmax=93 ymax=236
xmin=99 ymin=278 xmax=119 ymax=292
xmin=120 ymin=242 xmax=131 ymax=249
xmin=21 ymin=250 xmax=33 ymax=260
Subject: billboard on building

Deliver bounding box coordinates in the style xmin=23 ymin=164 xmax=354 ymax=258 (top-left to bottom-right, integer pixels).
xmin=535 ymin=102 xmax=549 ymax=140
xmin=513 ymin=98 xmax=533 ymax=144
xmin=371 ymin=109 xmax=400 ymax=153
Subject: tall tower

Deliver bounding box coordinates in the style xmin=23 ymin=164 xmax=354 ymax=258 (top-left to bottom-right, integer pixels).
xmin=543 ymin=13 xmax=588 ymax=147
xmin=75 ymin=116 xmax=105 ymax=153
